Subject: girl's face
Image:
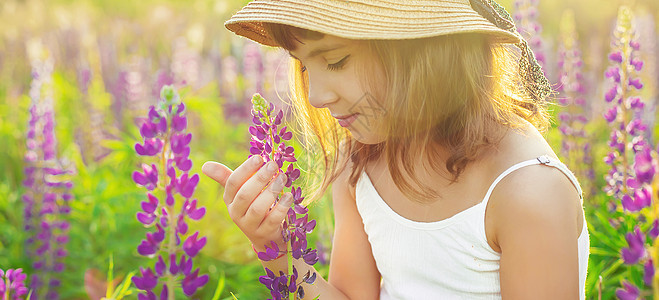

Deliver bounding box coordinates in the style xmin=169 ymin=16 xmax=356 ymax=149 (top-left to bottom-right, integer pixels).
xmin=288 ymin=34 xmax=386 ymax=144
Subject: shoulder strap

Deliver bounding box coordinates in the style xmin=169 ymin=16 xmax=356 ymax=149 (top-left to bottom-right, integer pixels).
xmin=481 ymin=155 xmax=584 ymax=207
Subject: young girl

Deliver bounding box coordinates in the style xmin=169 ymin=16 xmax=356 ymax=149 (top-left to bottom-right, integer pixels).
xmin=202 ymin=0 xmax=590 ymax=299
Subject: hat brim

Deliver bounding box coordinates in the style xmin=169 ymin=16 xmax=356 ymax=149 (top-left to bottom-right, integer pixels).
xmin=225 ymin=0 xmax=522 ymax=47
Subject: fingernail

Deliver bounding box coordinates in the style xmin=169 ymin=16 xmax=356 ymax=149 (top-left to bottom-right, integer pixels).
xmin=280 ymin=193 xmax=293 ymax=206
xmin=251 ymin=155 xmax=263 ymax=166
xmin=271 ymin=174 xmax=285 ymax=190
xmin=201 ymin=162 xmax=213 ymax=175
xmin=266 ymin=161 xmax=277 ymax=173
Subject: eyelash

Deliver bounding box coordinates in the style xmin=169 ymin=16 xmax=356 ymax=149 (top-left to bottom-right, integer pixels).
xmin=300 ymin=55 xmax=350 ymax=73
xmin=327 ymin=55 xmax=350 ymax=71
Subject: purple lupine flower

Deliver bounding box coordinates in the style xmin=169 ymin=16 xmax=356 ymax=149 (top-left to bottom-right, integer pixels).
xmin=132 ymin=85 xmax=208 ymax=298
xmin=263 ymin=50 xmax=290 ymax=106
xmin=181 ymin=268 xmax=209 ymax=297
xmin=603 ymin=7 xmax=658 ymax=295
xmin=602 ymin=6 xmax=651 ymax=203
xmin=620 ymin=187 xmax=652 ymax=212
xmin=220 ymin=55 xmax=239 ymax=102
xmin=123 ymin=60 xmax=149 ymax=114
xmin=513 ymin=0 xmax=546 ymax=73
xmin=152 ymin=69 xmax=175 ymax=100
xmin=616 ymin=280 xmax=641 ymax=300
xmin=243 ymin=41 xmax=265 ymax=100
xmin=75 ymin=65 xmax=111 ymax=164
xmin=555 ymin=11 xmax=594 ymax=194
xmin=621 ymin=227 xmax=646 ymax=264
xmin=650 ymin=220 xmax=659 ymax=239
xmin=22 ymin=56 xmax=72 ymax=300
xmin=0 ymin=268 xmax=29 ymax=300
xmin=644 ymin=258 xmax=654 ymax=287
xmin=250 ymin=94 xmax=318 ymax=299
xmin=171 ymin=38 xmax=200 ymax=89
xmin=630 ymin=146 xmax=655 ymax=186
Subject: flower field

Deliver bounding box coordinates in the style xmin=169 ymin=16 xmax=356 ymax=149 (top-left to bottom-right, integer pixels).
xmin=0 ymin=0 xmax=658 ymax=299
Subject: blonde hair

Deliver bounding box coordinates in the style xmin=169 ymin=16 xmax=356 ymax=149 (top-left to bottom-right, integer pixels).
xmin=264 ymin=23 xmax=553 ymax=204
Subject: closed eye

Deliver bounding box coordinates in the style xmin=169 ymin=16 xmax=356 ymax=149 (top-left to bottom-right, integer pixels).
xmin=327 ymin=55 xmax=350 ymax=71
xmin=296 ymin=55 xmax=350 ymax=73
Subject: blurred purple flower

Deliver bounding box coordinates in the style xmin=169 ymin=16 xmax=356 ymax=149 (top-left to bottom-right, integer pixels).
xmin=609 ymin=51 xmax=623 ymax=63
xmin=650 ymin=220 xmax=659 ymax=239
xmin=644 ymin=258 xmax=654 ymax=287
xmin=616 ymin=280 xmax=640 ymax=300
xmin=632 ymin=147 xmax=656 ymax=185
xmin=604 ymin=8 xmax=657 ymax=295
xmin=514 ymin=0 xmax=546 ymax=71
xmin=602 ymin=6 xmax=651 ymax=204
xmin=243 ymin=41 xmax=265 ymax=99
xmin=621 ymin=227 xmax=645 ymax=264
xmin=620 ymin=187 xmax=651 ymax=212
xmin=555 ymin=11 xmax=594 ymax=191
xmin=22 ymin=56 xmax=72 ymax=300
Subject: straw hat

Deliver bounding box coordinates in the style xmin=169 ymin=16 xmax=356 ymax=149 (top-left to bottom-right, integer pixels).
xmin=225 ymin=0 xmax=522 ymax=47
xmin=225 ymin=0 xmax=552 ymax=103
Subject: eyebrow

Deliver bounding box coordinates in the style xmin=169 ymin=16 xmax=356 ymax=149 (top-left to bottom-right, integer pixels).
xmin=288 ymin=44 xmax=346 ymax=60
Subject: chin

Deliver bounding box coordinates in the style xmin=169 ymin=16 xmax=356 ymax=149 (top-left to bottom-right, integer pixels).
xmin=351 ymin=131 xmax=385 ymax=145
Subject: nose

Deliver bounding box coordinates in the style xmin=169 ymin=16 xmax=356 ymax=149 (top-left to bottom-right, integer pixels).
xmin=307 ymin=73 xmax=338 ymax=109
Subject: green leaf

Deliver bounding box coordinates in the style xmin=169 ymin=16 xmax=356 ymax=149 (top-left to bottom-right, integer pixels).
xmin=106 ymin=253 xmax=115 ymax=298
xmin=111 ymin=271 xmax=136 ymax=299
xmin=211 ymin=271 xmax=226 ymax=300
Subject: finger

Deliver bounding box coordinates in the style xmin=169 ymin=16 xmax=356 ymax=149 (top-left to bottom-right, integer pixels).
xmin=261 ymin=192 xmax=294 ymax=229
xmin=201 ymin=161 xmax=233 ymax=186
xmin=230 ymin=160 xmax=280 ymax=218
xmin=243 ymin=172 xmax=287 ymax=224
xmin=204 ymin=155 xmax=264 ymax=205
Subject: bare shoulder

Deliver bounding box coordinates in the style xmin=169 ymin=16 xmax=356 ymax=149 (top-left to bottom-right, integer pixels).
xmin=486 ymin=122 xmax=583 ymax=298
xmin=489 ymin=164 xmax=581 ymax=234
xmin=491 ymin=165 xmax=583 ymax=298
xmin=487 ymin=120 xmax=583 ymax=249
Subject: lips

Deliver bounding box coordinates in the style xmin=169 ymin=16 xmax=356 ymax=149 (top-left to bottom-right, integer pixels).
xmin=333 ymin=113 xmax=357 ymax=119
xmin=335 ymin=113 xmax=358 ymax=127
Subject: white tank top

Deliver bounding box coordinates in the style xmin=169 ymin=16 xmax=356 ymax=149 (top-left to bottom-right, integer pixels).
xmin=355 ymin=155 xmax=590 ymax=299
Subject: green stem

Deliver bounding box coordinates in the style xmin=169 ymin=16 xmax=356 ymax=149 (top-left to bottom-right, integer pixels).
xmin=162 ymin=132 xmax=177 ymax=300
xmin=288 ymin=229 xmax=295 ymax=300
xmin=4 ymin=277 xmax=10 ymax=300
xmin=265 ymin=109 xmax=295 ymax=298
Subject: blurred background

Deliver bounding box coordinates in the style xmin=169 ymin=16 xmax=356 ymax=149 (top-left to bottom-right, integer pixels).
xmin=0 ymin=0 xmax=658 ymax=299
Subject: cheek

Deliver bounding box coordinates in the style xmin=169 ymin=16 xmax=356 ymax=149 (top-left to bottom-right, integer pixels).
xmin=353 ymin=55 xmax=387 ymax=107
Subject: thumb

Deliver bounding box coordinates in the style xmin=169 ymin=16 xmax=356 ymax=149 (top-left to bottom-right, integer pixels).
xmin=201 ymin=161 xmax=233 ymax=187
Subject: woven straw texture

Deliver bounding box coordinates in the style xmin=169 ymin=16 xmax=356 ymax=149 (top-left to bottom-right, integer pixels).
xmin=225 ymin=0 xmax=522 ymax=47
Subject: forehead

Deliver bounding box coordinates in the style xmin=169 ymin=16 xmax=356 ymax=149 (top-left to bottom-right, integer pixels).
xmin=288 ymin=34 xmax=359 ymax=60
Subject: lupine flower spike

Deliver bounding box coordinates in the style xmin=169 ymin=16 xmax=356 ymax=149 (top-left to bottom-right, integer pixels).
xmin=556 ymin=10 xmax=594 ymax=197
xmin=604 ymin=6 xmax=658 ymax=297
xmin=132 ymin=85 xmax=208 ymax=299
xmin=23 ymin=54 xmax=72 ymax=300
xmin=513 ymin=0 xmax=546 ymax=71
xmin=249 ymin=94 xmax=318 ymax=300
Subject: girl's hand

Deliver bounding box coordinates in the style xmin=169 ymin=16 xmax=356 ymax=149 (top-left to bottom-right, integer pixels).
xmin=201 ymin=156 xmax=293 ymax=252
